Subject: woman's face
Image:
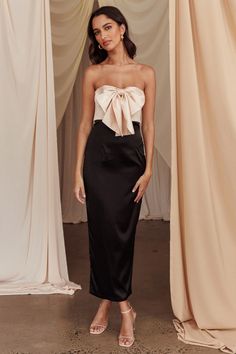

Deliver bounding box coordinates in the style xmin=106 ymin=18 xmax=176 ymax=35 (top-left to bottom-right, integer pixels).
xmin=92 ymin=14 xmax=125 ymax=51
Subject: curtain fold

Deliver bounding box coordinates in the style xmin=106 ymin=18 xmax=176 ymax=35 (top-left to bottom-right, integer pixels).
xmin=170 ymin=0 xmax=236 ymax=352
xmin=0 ymin=0 xmax=80 ymax=295
xmin=50 ymin=0 xmax=94 ymax=127
xmin=57 ymin=37 xmax=91 ymax=223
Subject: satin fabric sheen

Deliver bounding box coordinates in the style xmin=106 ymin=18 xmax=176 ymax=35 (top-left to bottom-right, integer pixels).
xmin=83 ymin=86 xmax=146 ymax=301
xmin=94 ymin=85 xmax=145 ymax=136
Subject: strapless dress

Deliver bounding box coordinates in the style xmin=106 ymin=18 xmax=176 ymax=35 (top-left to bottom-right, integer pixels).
xmin=83 ymin=85 xmax=146 ymax=301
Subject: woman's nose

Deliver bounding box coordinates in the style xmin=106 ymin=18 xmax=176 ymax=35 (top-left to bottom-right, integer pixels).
xmin=101 ymin=32 xmax=108 ymax=39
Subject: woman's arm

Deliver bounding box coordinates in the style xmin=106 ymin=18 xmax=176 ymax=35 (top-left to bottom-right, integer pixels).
xmin=142 ymin=65 xmax=156 ymax=176
xmin=74 ymin=65 xmax=96 ymax=203
xmin=132 ymin=65 xmax=156 ymax=203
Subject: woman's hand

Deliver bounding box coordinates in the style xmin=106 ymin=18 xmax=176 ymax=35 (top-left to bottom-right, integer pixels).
xmin=74 ymin=175 xmax=86 ymax=204
xmin=132 ymin=171 xmax=152 ymax=203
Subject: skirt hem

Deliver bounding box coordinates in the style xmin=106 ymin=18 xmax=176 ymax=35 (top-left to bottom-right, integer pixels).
xmin=89 ymin=290 xmax=132 ymax=302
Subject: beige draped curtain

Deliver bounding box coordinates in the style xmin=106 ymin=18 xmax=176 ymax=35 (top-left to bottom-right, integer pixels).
xmin=170 ymin=0 xmax=236 ymax=352
xmin=50 ymin=0 xmax=94 ymax=127
xmin=0 ymin=0 xmax=80 ymax=295
xmin=57 ymin=0 xmax=171 ymax=223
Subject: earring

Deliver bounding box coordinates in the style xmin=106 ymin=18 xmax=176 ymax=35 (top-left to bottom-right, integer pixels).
xmin=98 ymin=44 xmax=102 ymax=49
xmin=121 ymin=33 xmax=124 ymax=40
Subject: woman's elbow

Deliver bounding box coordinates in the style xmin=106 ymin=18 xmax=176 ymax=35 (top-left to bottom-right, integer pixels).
xmin=141 ymin=121 xmax=155 ymax=134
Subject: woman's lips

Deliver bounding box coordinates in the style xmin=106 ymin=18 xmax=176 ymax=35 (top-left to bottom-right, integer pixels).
xmin=103 ymin=40 xmax=111 ymax=46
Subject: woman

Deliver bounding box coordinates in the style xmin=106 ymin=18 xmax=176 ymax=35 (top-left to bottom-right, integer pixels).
xmin=74 ymin=5 xmax=156 ymax=348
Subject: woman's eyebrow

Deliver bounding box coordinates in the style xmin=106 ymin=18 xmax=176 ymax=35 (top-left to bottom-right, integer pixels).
xmin=93 ymin=22 xmax=112 ymax=31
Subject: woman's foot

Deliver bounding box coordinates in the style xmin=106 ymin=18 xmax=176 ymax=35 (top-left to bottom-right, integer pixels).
xmin=89 ymin=299 xmax=112 ymax=334
xmin=118 ymin=302 xmax=137 ymax=347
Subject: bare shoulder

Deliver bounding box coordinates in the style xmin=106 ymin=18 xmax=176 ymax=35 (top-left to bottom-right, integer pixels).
xmin=138 ymin=64 xmax=156 ymax=91
xmin=84 ymin=64 xmax=101 ymax=78
xmin=140 ymin=64 xmax=156 ymax=80
xmin=83 ymin=64 xmax=103 ymax=88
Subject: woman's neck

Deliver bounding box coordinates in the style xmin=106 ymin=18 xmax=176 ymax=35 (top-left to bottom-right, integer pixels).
xmin=105 ymin=47 xmax=134 ymax=66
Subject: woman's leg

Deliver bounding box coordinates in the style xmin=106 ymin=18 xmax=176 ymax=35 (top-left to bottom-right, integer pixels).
xmin=90 ymin=299 xmax=112 ymax=333
xmin=118 ymin=300 xmax=136 ymax=347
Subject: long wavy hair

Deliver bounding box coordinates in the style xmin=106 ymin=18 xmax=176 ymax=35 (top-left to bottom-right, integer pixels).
xmin=87 ymin=6 xmax=137 ymax=64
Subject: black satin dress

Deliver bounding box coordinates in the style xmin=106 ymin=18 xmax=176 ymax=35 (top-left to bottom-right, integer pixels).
xmin=83 ymin=85 xmax=146 ymax=301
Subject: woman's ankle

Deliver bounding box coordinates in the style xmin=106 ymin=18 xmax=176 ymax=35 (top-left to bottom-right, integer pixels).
xmin=118 ymin=300 xmax=132 ymax=313
xmin=101 ymin=299 xmax=111 ymax=305
xmin=99 ymin=299 xmax=112 ymax=310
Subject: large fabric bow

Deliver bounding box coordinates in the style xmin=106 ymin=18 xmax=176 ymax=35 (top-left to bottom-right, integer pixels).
xmin=95 ymin=85 xmax=145 ymax=137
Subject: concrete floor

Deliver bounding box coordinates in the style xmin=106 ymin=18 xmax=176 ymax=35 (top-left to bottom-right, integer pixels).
xmin=0 ymin=220 xmax=218 ymax=354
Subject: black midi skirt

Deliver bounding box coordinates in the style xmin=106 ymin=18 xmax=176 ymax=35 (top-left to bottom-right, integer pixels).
xmin=83 ymin=120 xmax=146 ymax=301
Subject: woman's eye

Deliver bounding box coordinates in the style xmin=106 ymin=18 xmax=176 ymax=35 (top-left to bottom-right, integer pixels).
xmin=94 ymin=25 xmax=111 ymax=36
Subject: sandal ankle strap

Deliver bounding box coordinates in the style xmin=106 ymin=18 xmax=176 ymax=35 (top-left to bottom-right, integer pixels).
xmin=121 ymin=306 xmax=132 ymax=314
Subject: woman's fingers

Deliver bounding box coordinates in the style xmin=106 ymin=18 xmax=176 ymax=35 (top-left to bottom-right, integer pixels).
xmin=132 ymin=174 xmax=151 ymax=203
xmin=134 ymin=185 xmax=144 ymax=203
xmin=74 ymin=186 xmax=86 ymax=204
xmin=74 ymin=175 xmax=86 ymax=204
xmin=132 ymin=185 xmax=138 ymax=194
xmin=75 ymin=188 xmax=81 ymax=203
xmin=81 ymin=185 xmax=86 ymax=199
xmin=132 ymin=178 xmax=143 ymax=203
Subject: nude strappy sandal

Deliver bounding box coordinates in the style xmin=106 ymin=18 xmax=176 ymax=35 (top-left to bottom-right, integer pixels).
xmin=89 ymin=302 xmax=109 ymax=334
xmin=118 ymin=304 xmax=137 ymax=347
xmin=89 ymin=321 xmax=108 ymax=334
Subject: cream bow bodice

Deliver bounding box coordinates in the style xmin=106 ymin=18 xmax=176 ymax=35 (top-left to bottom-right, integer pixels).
xmin=94 ymin=85 xmax=145 ymax=136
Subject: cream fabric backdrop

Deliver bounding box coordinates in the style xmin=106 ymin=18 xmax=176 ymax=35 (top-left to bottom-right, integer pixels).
xmin=57 ymin=0 xmax=171 ymax=223
xmin=50 ymin=0 xmax=94 ymax=127
xmin=0 ymin=0 xmax=80 ymax=295
xmin=170 ymin=0 xmax=236 ymax=352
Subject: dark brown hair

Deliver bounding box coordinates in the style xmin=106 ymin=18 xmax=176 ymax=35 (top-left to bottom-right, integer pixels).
xmin=87 ymin=6 xmax=137 ymax=64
